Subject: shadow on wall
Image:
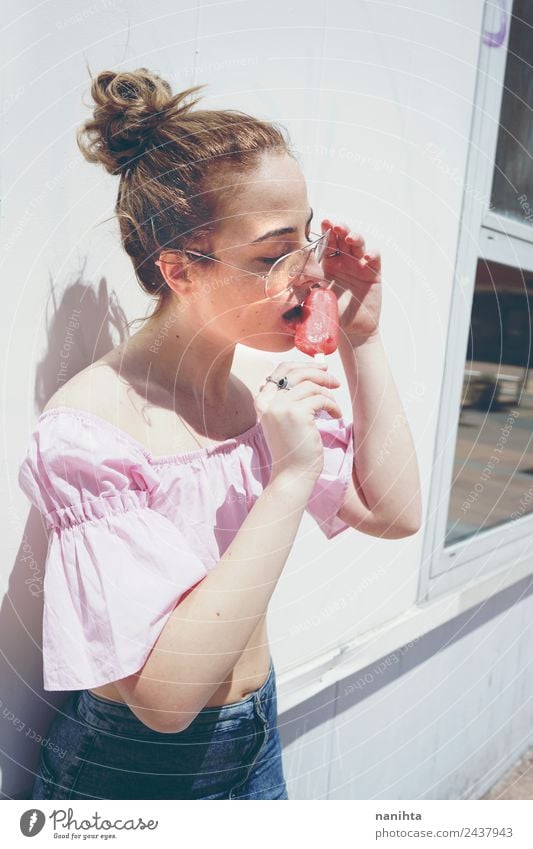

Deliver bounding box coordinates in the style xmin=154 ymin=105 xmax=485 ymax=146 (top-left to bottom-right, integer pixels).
xmin=35 ymin=273 xmax=129 ymax=408
xmin=1 ymin=274 xmax=131 ymax=799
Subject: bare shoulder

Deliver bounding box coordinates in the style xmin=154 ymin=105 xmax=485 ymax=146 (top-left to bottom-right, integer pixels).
xmin=42 ymin=346 xmax=273 ymax=415
xmin=42 ymin=353 xmax=122 ymax=416
xmin=41 ymin=344 xmax=280 ymax=453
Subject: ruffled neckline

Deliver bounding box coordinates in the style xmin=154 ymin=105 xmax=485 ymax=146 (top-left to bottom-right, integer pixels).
xmin=38 ymin=405 xmax=263 ymax=465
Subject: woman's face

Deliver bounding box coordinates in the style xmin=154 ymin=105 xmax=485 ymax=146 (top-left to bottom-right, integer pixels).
xmin=178 ymin=151 xmax=327 ymax=353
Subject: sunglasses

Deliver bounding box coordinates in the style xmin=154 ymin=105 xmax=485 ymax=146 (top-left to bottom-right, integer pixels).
xmin=155 ymin=228 xmax=341 ymax=300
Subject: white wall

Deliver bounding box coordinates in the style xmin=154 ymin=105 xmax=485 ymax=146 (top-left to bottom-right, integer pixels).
xmin=1 ymin=0 xmax=486 ymax=797
xmin=281 ymin=579 xmax=533 ymax=799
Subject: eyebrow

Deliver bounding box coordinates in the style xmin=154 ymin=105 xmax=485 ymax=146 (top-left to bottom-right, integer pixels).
xmin=250 ymin=207 xmax=314 ymax=244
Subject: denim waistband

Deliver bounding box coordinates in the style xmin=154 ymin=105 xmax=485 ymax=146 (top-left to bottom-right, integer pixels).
xmin=75 ymin=658 xmax=275 ymax=736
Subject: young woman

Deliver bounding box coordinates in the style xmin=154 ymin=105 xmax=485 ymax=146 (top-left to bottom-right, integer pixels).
xmin=18 ymin=68 xmax=422 ymax=800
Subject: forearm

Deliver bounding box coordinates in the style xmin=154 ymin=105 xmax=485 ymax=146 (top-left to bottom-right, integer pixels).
xmin=339 ymin=330 xmax=422 ymax=530
xmin=126 ymin=474 xmax=315 ymax=731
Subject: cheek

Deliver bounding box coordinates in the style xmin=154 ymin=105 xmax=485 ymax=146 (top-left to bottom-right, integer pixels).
xmin=236 ymin=302 xmax=273 ymax=327
xmin=212 ymin=278 xmax=254 ymax=312
xmin=219 ymin=287 xmax=267 ymax=317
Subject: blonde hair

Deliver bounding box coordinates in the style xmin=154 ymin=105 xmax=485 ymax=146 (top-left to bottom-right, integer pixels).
xmin=77 ymin=67 xmax=294 ymax=326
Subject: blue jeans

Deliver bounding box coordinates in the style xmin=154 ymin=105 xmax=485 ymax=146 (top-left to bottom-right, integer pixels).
xmin=32 ymin=658 xmax=288 ymax=800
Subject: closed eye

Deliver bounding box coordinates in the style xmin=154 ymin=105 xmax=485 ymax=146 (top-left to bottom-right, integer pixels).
xmin=259 ymin=235 xmax=314 ymax=264
xmin=259 ymin=255 xmax=285 ymax=265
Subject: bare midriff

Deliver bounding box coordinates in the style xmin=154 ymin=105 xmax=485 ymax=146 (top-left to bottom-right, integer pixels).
xmin=88 ymin=617 xmax=271 ymax=709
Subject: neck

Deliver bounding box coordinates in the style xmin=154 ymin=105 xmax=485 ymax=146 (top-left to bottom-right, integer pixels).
xmin=128 ymin=302 xmax=236 ymax=408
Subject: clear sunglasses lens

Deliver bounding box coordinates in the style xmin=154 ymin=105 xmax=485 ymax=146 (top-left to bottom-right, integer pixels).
xmin=265 ymin=233 xmax=328 ymax=299
xmin=265 ymin=251 xmax=306 ymax=298
xmin=316 ymin=234 xmax=328 ymax=262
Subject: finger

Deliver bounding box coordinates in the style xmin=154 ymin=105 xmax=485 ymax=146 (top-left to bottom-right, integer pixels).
xmin=267 ymin=369 xmax=340 ymax=391
xmin=286 ymin=370 xmax=341 ymax=389
xmin=261 ymin=361 xmax=327 ymax=386
xmin=258 ymin=376 xmax=283 ymax=397
xmin=278 ymin=361 xmax=328 ymax=371
xmin=303 ymin=394 xmax=343 ymax=419
xmin=264 ymin=361 xmax=328 ymax=382
xmin=260 ymin=359 xmax=335 ymax=394
xmin=281 ymin=380 xmax=337 ymax=402
xmin=344 ymin=234 xmax=366 ymax=259
xmin=363 ymin=251 xmax=381 ymax=269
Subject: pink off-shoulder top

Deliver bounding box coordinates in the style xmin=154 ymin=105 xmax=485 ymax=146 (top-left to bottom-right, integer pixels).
xmin=17 ymin=405 xmax=354 ymax=691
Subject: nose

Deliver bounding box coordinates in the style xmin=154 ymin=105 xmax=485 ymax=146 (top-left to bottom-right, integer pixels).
xmin=293 ymin=248 xmax=325 ymax=292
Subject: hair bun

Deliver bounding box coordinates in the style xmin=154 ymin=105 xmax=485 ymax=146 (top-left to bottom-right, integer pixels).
xmin=77 ymin=67 xmax=205 ymax=175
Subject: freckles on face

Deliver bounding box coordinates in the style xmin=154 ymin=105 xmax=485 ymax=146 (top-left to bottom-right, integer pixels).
xmin=233 ymin=295 xmax=272 ymax=327
xmin=232 ymin=297 xmax=290 ymax=341
xmin=215 ymin=294 xmax=255 ymax=335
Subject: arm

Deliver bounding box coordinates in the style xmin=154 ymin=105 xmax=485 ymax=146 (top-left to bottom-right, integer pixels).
xmin=335 ymin=331 xmax=423 ymax=538
xmin=115 ymin=472 xmax=315 ymax=733
xmin=317 ymin=219 xmax=422 ymax=539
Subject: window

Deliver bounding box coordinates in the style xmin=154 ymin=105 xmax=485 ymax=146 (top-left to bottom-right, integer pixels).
xmin=490 ymin=0 xmax=533 ymax=225
xmin=421 ymin=0 xmax=533 ymax=600
xmin=446 ymin=258 xmax=533 ymax=547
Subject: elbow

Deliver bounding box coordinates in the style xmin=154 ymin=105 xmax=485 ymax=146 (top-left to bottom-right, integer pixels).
xmin=145 ymin=719 xmax=190 ymax=735
xmin=131 ymin=705 xmax=198 ymax=734
xmin=384 ymin=522 xmax=421 ymax=539
xmin=364 ymin=524 xmax=419 ymax=540
xmin=138 ymin=695 xmax=202 ymax=733
xmin=383 ymin=512 xmax=423 ymax=538
xmin=368 ymin=511 xmax=423 ymax=539
xmin=114 ymin=678 xmax=199 ymax=734
xmin=156 ymin=709 xmax=199 ymax=734
xmin=346 ymin=514 xmax=422 ymax=539
xmin=383 ymin=500 xmax=423 ymax=538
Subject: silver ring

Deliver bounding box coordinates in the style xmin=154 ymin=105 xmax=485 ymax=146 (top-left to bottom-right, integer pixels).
xmin=265 ymin=375 xmax=291 ymax=390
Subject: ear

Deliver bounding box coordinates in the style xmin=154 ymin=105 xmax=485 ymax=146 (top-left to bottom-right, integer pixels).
xmin=155 ymin=251 xmax=193 ymax=296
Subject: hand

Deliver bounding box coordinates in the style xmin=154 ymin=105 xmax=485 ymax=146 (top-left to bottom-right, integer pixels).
xmin=319 ymin=218 xmax=382 ymax=342
xmin=255 ymin=361 xmax=342 ymax=485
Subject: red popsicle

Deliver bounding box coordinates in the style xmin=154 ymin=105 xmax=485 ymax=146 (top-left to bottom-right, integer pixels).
xmin=294 ymin=286 xmax=339 ymax=358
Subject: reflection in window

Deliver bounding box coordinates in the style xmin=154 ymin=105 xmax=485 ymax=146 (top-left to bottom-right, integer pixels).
xmin=446 ymin=259 xmax=533 ymax=546
xmin=490 ymin=0 xmax=533 ymax=224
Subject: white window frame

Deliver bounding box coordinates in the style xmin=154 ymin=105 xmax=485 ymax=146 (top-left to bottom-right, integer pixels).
xmin=418 ymin=0 xmax=533 ymax=604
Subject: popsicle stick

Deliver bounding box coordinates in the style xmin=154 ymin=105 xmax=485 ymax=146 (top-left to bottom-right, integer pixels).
xmin=313 ymin=352 xmax=326 ymax=363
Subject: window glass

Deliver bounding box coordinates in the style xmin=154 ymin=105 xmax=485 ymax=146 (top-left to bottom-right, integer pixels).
xmin=446 ymin=258 xmax=533 ymax=546
xmin=490 ymin=0 xmax=533 ymax=225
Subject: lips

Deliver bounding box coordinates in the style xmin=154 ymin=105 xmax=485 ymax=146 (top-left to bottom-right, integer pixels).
xmin=281 ymin=303 xmax=304 ymax=322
